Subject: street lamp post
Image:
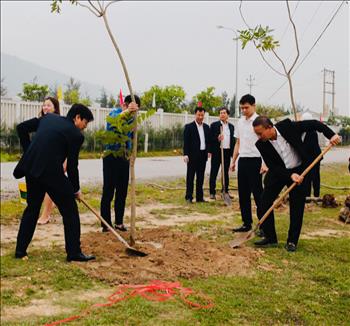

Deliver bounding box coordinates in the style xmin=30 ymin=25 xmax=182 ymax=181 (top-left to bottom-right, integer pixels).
xmin=217 ymin=25 xmax=239 ymax=118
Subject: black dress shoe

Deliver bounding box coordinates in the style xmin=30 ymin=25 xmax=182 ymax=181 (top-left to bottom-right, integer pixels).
xmin=15 ymin=251 xmax=28 ymax=259
xmin=67 ymin=253 xmax=96 ymax=262
xmin=209 ymin=194 xmax=216 ymax=200
xmin=102 ymin=226 xmax=110 ymax=233
xmin=115 ymin=225 xmax=127 ymax=232
xmin=254 ymin=237 xmax=278 ymax=247
xmin=196 ymin=199 xmax=208 ymax=203
xmin=232 ymin=224 xmax=252 ymax=232
xmin=284 ymin=242 xmax=297 ymax=252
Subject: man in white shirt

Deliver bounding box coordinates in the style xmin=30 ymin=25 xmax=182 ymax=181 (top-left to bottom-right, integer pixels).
xmin=253 ymin=116 xmax=341 ymax=252
xmin=209 ymin=107 xmax=235 ymax=200
xmin=231 ymin=94 xmax=267 ymax=233
xmin=183 ymin=106 xmax=211 ymax=203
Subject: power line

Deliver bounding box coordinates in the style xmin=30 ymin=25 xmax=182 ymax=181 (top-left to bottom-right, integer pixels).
xmin=299 ymin=1 xmax=324 ymax=40
xmin=265 ymin=0 xmax=346 ymax=102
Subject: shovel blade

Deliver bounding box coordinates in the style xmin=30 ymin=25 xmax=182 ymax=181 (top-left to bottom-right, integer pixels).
xmin=125 ymin=247 xmax=148 ymax=257
xmin=229 ymin=231 xmax=255 ymax=248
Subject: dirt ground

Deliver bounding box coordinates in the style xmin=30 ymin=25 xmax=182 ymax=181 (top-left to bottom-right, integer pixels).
xmin=4 ymin=201 xmax=347 ymax=286
xmin=79 ymin=227 xmax=263 ymax=284
xmin=1 ymin=202 xmax=263 ymax=285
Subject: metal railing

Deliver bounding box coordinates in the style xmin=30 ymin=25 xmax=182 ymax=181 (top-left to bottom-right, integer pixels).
xmin=0 ymin=98 xmax=239 ymax=130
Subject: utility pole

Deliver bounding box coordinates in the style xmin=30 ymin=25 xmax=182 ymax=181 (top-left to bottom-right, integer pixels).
xmin=322 ymin=68 xmax=335 ymax=118
xmin=246 ymin=74 xmax=256 ymax=94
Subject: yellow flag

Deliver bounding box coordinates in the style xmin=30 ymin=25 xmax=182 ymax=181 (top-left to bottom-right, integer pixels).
xmin=57 ymin=86 xmax=63 ymax=101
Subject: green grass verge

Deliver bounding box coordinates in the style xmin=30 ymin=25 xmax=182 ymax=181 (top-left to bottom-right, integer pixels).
xmin=0 ymin=149 xmax=182 ymax=163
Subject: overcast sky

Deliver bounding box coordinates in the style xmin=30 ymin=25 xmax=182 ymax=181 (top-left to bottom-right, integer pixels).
xmin=1 ymin=1 xmax=349 ymax=116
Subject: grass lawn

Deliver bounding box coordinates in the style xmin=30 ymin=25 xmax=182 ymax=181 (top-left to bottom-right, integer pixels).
xmin=1 ymin=163 xmax=349 ymax=325
xmin=0 ymin=149 xmax=182 ymax=163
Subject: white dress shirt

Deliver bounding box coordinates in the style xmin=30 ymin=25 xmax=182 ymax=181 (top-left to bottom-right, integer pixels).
xmin=195 ymin=121 xmax=206 ymax=150
xmin=269 ymin=127 xmax=302 ymax=169
xmin=221 ymin=121 xmax=231 ymax=149
xmin=234 ymin=112 xmax=261 ymax=157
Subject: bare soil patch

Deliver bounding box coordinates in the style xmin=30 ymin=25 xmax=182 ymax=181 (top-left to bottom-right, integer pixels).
xmin=0 ymin=213 xmax=98 ymax=252
xmin=1 ymin=288 xmax=111 ymax=323
xmin=0 ymin=202 xmax=232 ymax=253
xmin=301 ymin=228 xmax=350 ymax=239
xmin=79 ymin=227 xmax=263 ymax=284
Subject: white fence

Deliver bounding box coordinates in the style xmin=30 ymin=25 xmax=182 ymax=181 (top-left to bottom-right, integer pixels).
xmin=0 ymin=99 xmax=238 ymax=131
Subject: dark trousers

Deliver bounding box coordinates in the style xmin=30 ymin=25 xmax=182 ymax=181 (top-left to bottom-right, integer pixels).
xmin=237 ymin=157 xmax=263 ymax=226
xmin=209 ymin=149 xmax=231 ymax=195
xmin=100 ymin=154 xmax=130 ymax=226
xmin=185 ymin=151 xmax=207 ymax=201
xmin=259 ymin=166 xmax=306 ymax=245
xmin=16 ymin=173 xmax=81 ymax=256
xmin=305 ymin=162 xmax=320 ymax=197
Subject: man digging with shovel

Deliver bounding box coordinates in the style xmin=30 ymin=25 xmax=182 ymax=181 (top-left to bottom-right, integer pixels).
xmin=251 ymin=116 xmax=341 ymax=252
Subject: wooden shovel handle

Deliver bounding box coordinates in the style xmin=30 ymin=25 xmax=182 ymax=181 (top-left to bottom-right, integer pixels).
xmin=79 ymin=197 xmax=132 ymax=249
xmin=255 ymin=143 xmax=333 ymax=231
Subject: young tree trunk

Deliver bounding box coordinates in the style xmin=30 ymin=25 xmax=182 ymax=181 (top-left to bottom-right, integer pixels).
xmin=102 ymin=12 xmax=138 ymax=245
xmin=287 ymin=74 xmax=298 ymax=121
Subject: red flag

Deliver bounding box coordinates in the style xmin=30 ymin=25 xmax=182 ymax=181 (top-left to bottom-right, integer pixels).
xmin=119 ymin=89 xmax=124 ymax=105
xmin=197 ymin=101 xmax=202 ymax=107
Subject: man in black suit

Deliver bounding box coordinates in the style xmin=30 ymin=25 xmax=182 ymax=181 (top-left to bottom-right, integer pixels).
xmin=183 ymin=106 xmax=210 ymax=203
xmin=301 ymin=113 xmax=322 ymax=198
xmin=209 ymin=107 xmax=235 ymax=200
xmin=13 ymin=104 xmax=96 ymax=262
xmin=252 ymin=116 xmax=341 ymax=252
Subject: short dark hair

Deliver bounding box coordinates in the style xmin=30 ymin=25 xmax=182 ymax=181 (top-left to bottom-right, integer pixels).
xmin=124 ymin=94 xmax=141 ymax=106
xmin=239 ymin=94 xmax=255 ymax=105
xmin=40 ymin=97 xmax=60 ymax=116
xmin=66 ymin=103 xmax=94 ymax=122
xmin=252 ymin=115 xmax=274 ymax=128
xmin=219 ymin=107 xmax=230 ymax=115
xmin=195 ymin=107 xmax=206 ymax=114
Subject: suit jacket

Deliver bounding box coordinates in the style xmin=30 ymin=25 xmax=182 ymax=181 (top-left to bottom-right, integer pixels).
xmin=303 ymin=130 xmax=322 ymax=160
xmin=14 ymin=114 xmax=84 ymax=193
xmin=209 ymin=120 xmax=235 ymax=157
xmin=255 ymin=119 xmax=335 ymax=180
xmin=183 ymin=121 xmax=210 ymax=160
xmin=17 ymin=117 xmax=40 ymax=153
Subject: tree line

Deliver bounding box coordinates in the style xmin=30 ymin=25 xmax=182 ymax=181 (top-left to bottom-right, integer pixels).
xmin=1 ymin=77 xmax=293 ymax=118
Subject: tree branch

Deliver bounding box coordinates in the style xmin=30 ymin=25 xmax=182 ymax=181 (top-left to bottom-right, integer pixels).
xmin=239 ymin=1 xmax=284 ymax=76
xmin=286 ymin=0 xmax=300 ymax=74
xmin=272 ymin=48 xmax=297 ymax=120
xmin=239 ymin=1 xmax=251 ymax=29
xmin=77 ymin=1 xmax=101 ymax=17
xmin=105 ymin=0 xmax=119 ymax=12
xmin=271 ymin=49 xmax=288 ymax=76
xmin=255 ymin=42 xmax=285 ymax=76
xmin=88 ymin=0 xmax=103 ymax=15
xmin=95 ymin=0 xmax=104 ymax=12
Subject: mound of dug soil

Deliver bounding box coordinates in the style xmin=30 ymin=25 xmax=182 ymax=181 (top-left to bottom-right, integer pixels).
xmin=80 ymin=227 xmax=262 ymax=284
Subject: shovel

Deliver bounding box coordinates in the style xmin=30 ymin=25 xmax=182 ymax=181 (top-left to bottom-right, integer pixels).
xmin=229 ymin=143 xmax=333 ymax=248
xmin=220 ymin=126 xmax=232 ymax=206
xmin=79 ymin=198 xmax=148 ymax=257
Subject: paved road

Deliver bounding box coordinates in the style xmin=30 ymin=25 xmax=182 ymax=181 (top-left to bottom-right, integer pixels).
xmin=1 ymin=147 xmax=349 ymax=194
